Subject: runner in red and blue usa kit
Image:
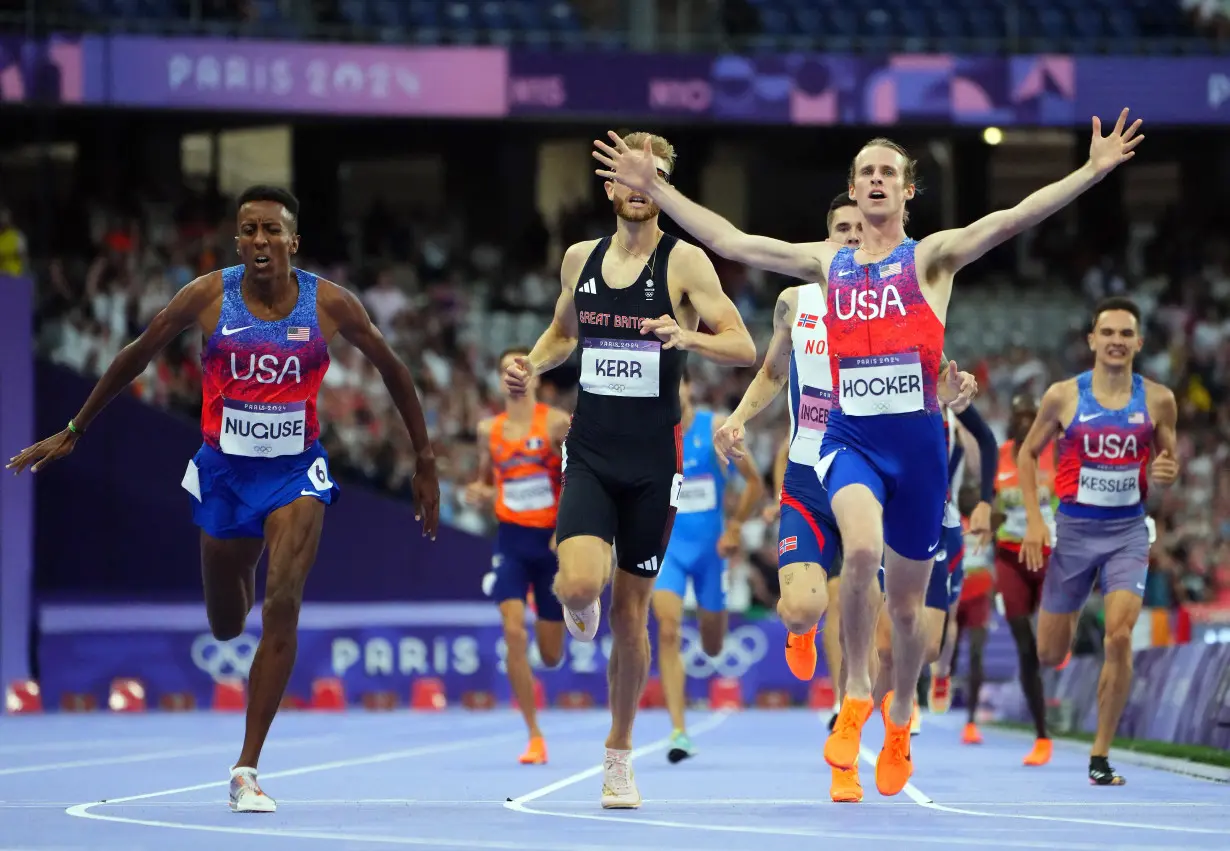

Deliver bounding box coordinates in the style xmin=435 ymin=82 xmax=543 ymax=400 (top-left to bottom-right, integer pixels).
xmin=8 ymin=185 xmax=439 ymax=814
xmin=590 ymin=111 xmax=1143 ymax=799
xmin=1016 ymin=296 xmax=1178 ymax=787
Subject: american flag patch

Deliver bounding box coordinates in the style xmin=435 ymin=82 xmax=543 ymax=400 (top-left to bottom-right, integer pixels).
xmin=287 ymin=327 xmax=310 ymax=341
xmin=1129 ymin=412 xmax=1144 ymax=424
xmin=779 ymin=536 xmax=798 ymax=556
xmin=880 ymin=262 xmax=902 ymax=278
xmin=796 ymin=313 xmax=819 ymax=329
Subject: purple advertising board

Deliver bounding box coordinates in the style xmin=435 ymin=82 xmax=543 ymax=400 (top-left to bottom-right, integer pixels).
xmin=34 ymin=600 xmax=1021 ymax=711
xmin=34 ymin=362 xmax=493 ymax=602
xmin=82 ymin=36 xmax=508 ymax=117
xmin=6 ymin=33 xmax=1230 ymax=126
xmin=0 ymin=35 xmax=84 ymax=104
xmin=0 ymin=277 xmax=34 ymax=688
xmin=508 ymin=52 xmax=1078 ymax=126
xmin=1007 ymin=642 xmax=1230 ymax=748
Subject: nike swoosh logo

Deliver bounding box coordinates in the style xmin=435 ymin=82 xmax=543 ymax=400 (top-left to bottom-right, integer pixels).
xmin=838 ymin=270 xmax=854 ymax=276
xmin=221 ymin=325 xmax=254 ymax=336
xmin=300 ymin=490 xmax=325 ymax=498
xmin=1078 ymin=413 xmax=1103 ymax=422
xmin=998 ymin=472 xmax=1013 ymax=481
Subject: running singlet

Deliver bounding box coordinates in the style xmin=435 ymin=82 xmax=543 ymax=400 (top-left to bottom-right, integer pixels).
xmin=673 ymin=409 xmax=729 ymax=541
xmin=490 ymin=404 xmax=562 ymax=529
xmin=995 ymin=439 xmax=1057 ymax=551
xmin=571 ymin=234 xmax=686 ymax=435
xmin=786 ymin=283 xmax=834 ymax=475
xmin=959 ymin=515 xmax=994 ymax=600
xmin=1054 ymin=372 xmax=1153 ymax=520
xmin=200 ymin=265 xmax=329 ymax=457
xmin=825 ymin=239 xmax=944 ymax=419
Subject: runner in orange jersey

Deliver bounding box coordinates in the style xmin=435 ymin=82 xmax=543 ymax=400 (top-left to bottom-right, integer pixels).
xmin=467 ymin=347 xmax=571 ymax=764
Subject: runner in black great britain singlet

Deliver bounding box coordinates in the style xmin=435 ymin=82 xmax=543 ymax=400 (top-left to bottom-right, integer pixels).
xmin=1014 ymin=296 xmax=1178 ymax=787
xmin=592 ymin=112 xmax=1143 ymax=798
xmin=8 ymin=185 xmax=440 ymax=813
xmin=509 ymin=130 xmax=755 ymax=811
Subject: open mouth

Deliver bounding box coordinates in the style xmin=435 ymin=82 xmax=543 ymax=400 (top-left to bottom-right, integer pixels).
xmin=254 ymin=255 xmax=271 ymax=268
xmin=628 ymin=194 xmax=647 ymax=206
xmin=869 ymin=190 xmax=887 ymax=201
xmin=1107 ymin=346 xmax=1127 ymax=357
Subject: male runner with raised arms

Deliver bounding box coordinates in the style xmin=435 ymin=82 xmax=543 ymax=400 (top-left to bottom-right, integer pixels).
xmin=987 ymin=393 xmax=1058 ymax=762
xmin=465 ymin=347 xmax=571 ymax=765
xmin=505 ymin=131 xmax=755 ymax=809
xmin=594 ymin=108 xmax=1142 ymax=794
xmin=1018 ymin=296 xmax=1178 ymax=786
xmin=8 ymin=186 xmax=439 ymax=812
xmin=711 ymin=193 xmax=869 ymax=801
xmin=654 ymin=371 xmax=763 ymax=764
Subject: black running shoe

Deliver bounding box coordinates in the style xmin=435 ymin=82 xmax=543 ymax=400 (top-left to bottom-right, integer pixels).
xmin=828 ymin=711 xmax=838 ymax=732
xmin=1089 ymin=756 xmax=1125 ymax=786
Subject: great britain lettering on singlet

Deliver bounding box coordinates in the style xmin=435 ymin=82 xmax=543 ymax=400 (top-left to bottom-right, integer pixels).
xmin=570 ymin=236 xmax=687 ymax=433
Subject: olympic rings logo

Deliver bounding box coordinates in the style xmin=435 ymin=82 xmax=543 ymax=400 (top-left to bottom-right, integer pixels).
xmin=678 ymin=624 xmax=768 ymax=678
xmin=191 ymin=632 xmax=259 ymax=681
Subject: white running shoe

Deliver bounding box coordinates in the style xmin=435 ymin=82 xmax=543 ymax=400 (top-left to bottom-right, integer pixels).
xmin=229 ymin=766 xmax=276 ymax=813
xmin=564 ymin=598 xmax=601 ymax=642
xmin=601 ymin=748 xmax=641 ymax=809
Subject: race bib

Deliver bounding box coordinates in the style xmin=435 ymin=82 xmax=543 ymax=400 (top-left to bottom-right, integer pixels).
xmin=676 ymin=475 xmax=718 ymax=514
xmin=219 ymin=399 xmax=306 ymax=458
xmin=789 ymin=387 xmax=833 ymax=466
xmin=579 ymin=338 xmax=660 ymax=398
xmin=963 ymin=533 xmax=993 ymax=572
xmin=837 ymin=353 xmax=924 ymax=417
xmin=1077 ymin=463 xmax=1141 ymax=508
xmin=1002 ymin=502 xmax=1055 ymax=539
xmin=500 ymin=474 xmax=555 ymax=513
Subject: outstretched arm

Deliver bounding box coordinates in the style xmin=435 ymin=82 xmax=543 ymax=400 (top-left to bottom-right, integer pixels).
xmin=732 ymin=289 xmax=796 ymax=426
xmin=324 ymin=281 xmax=439 ymax=536
xmin=593 ymin=133 xmax=831 ymax=281
xmin=8 ymin=273 xmax=218 ymax=474
xmin=923 ymin=109 xmax=1143 ymax=275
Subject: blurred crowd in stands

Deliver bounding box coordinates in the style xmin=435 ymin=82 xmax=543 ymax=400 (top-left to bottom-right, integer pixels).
xmin=6 ymin=176 xmax=1229 ymax=615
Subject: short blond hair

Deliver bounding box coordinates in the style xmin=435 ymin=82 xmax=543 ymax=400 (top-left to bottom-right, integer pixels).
xmin=622 ymin=131 xmax=677 ymax=174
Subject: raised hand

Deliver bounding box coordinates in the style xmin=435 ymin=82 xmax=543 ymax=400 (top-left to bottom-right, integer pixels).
xmin=592 ymin=132 xmax=661 ymax=193
xmin=1089 ymin=108 xmax=1144 ymax=176
xmin=503 ymin=355 xmax=534 ymax=398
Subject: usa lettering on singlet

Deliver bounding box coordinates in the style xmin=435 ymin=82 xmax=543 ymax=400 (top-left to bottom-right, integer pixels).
xmin=201 ymin=265 xmax=330 ymax=458
xmin=787 ymin=283 xmax=835 ymax=467
xmin=825 ymin=241 xmax=943 ymax=419
xmin=1055 ymin=372 xmax=1153 ymax=515
xmin=571 ymin=235 xmax=687 ymax=432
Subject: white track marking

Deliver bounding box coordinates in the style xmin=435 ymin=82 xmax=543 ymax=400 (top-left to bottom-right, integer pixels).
xmin=0 ymin=735 xmax=333 ymax=777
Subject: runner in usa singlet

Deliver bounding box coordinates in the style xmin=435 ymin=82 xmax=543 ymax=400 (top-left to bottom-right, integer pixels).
xmin=185 ymin=264 xmax=340 ymax=539
xmin=1042 ymin=371 xmax=1154 ymax=616
xmin=818 ymin=239 xmax=948 ymax=561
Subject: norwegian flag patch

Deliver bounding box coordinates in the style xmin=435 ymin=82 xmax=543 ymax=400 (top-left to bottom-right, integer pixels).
xmin=796 ymin=313 xmax=819 ymax=329
xmin=779 ymin=536 xmax=798 ymax=556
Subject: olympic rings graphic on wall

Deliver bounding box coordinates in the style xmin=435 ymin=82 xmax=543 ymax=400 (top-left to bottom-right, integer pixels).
xmin=678 ymin=625 xmax=768 ymax=678
xmin=191 ymin=633 xmax=259 ymax=681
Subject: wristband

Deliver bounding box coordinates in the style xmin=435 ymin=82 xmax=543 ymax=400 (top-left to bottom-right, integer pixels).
xmin=68 ymin=419 xmax=83 ymax=435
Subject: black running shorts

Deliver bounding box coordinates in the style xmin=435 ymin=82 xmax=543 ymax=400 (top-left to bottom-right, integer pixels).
xmin=555 ymin=422 xmax=683 ymax=579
